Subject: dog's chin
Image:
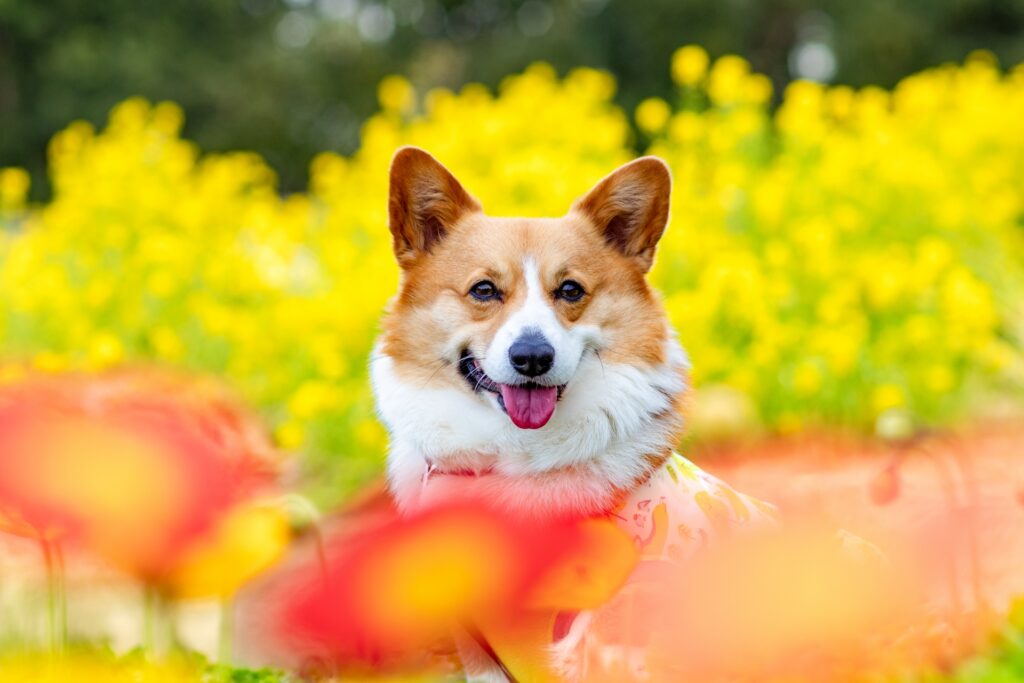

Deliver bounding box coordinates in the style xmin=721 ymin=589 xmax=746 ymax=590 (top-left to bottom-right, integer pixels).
xmin=458 ymin=350 xmax=567 ymax=430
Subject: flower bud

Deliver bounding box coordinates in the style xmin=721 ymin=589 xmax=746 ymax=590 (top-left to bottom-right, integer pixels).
xmin=870 ymin=465 xmax=901 ymax=506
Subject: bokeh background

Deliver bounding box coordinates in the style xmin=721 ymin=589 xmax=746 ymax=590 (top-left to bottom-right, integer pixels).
xmin=5 ymin=0 xmax=1024 ymax=194
xmin=3 ymin=0 xmax=1023 ymax=509
xmin=1 ymin=2 xmax=1023 ymax=679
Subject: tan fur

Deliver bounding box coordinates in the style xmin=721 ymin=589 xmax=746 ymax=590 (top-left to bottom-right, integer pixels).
xmin=572 ymin=157 xmax=672 ymax=273
xmin=388 ymin=147 xmax=482 ymax=266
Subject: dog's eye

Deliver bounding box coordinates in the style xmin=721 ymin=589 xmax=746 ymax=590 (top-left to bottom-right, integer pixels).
xmin=556 ymin=280 xmax=585 ymax=302
xmin=469 ymin=280 xmax=500 ymax=301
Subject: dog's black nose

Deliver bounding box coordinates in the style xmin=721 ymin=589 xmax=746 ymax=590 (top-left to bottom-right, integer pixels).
xmin=509 ymin=332 xmax=555 ymax=377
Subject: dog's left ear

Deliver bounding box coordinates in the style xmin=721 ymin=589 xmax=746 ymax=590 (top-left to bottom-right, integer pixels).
xmin=572 ymin=157 xmax=671 ymax=272
xmin=388 ymin=146 xmax=481 ymax=267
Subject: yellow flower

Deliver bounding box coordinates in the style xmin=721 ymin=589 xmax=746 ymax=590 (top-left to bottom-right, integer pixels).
xmin=872 ymin=384 xmax=906 ymax=414
xmin=32 ymin=351 xmax=68 ymax=373
xmin=668 ymin=111 xmax=704 ymax=143
xmin=287 ymin=379 xmax=337 ymax=419
xmin=169 ymin=503 xmax=290 ymax=599
xmin=151 ymin=100 xmax=185 ymax=136
xmin=743 ymin=73 xmax=774 ymax=105
xmin=0 ymin=167 xmax=30 ymax=209
xmin=671 ymin=45 xmax=710 ymax=86
xmin=87 ymin=332 xmax=125 ymax=369
xmin=925 ymin=365 xmax=956 ymax=393
xmin=708 ymin=55 xmax=751 ymax=104
xmin=355 ymin=417 xmax=387 ymax=450
xmin=378 ymin=74 xmax=416 ymax=114
xmin=792 ymin=361 xmax=823 ymax=396
xmin=0 ymin=364 xmax=26 ymax=385
xmin=148 ymin=326 xmax=184 ymax=360
xmin=0 ymin=653 xmax=200 ymax=682
xmin=146 ymin=269 xmax=178 ymax=298
xmin=826 ymin=85 xmax=855 ymax=119
xmin=275 ymin=419 xmax=305 ymax=450
xmin=1 ymin=48 xmax=1022 ymax=466
xmin=635 ymin=97 xmax=671 ymax=133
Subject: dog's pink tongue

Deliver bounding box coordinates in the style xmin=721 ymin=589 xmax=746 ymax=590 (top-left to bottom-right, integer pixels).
xmin=500 ymin=384 xmax=557 ymax=429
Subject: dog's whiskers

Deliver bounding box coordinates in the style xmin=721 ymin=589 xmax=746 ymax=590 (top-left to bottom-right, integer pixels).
xmin=471 ymin=364 xmax=494 ymax=392
xmin=473 ymin=372 xmax=488 ymax=393
xmin=418 ymin=359 xmax=449 ymax=389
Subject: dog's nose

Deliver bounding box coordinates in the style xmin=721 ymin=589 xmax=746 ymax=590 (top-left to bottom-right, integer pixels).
xmin=509 ymin=332 xmax=555 ymax=377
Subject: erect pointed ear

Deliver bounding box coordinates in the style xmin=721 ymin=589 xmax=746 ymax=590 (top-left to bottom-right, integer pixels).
xmin=388 ymin=146 xmax=481 ymax=267
xmin=572 ymin=157 xmax=671 ymax=272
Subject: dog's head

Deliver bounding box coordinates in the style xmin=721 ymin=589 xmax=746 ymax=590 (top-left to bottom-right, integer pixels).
xmin=373 ymin=147 xmax=688 ymax=514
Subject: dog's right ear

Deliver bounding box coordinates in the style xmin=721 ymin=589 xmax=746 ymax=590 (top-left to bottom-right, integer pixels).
xmin=388 ymin=147 xmax=481 ymax=267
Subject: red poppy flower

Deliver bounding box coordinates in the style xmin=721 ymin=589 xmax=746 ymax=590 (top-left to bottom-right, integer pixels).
xmin=0 ymin=371 xmax=281 ymax=582
xmin=268 ymin=502 xmax=636 ymax=674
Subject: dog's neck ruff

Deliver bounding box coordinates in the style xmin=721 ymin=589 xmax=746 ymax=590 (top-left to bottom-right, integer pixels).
xmin=423 ymin=461 xmax=494 ymax=479
xmin=372 ymin=334 xmax=690 ymax=519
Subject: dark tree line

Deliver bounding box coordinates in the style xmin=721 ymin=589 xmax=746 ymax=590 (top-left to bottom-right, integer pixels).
xmin=1 ymin=0 xmax=1022 ymax=195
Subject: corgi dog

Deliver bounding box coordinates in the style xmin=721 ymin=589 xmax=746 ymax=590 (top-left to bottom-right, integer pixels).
xmin=371 ymin=147 xmax=773 ymax=681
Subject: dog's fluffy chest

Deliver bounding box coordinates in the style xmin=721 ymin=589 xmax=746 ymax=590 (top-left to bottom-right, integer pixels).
xmin=373 ymin=337 xmax=692 ymax=519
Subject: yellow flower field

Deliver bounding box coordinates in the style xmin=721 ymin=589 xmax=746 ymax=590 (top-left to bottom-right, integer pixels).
xmin=1 ymin=49 xmax=1022 ymax=506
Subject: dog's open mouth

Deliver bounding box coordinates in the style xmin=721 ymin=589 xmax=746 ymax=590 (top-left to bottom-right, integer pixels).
xmin=458 ymin=351 xmax=566 ymax=430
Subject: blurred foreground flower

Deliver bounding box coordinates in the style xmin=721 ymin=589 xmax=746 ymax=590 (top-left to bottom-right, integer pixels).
xmin=259 ymin=505 xmax=970 ymax=682
xmin=267 ymin=503 xmax=636 ymax=676
xmin=578 ymin=522 xmax=922 ymax=682
xmin=0 ymin=371 xmax=284 ymax=582
xmin=168 ymin=503 xmax=291 ymax=600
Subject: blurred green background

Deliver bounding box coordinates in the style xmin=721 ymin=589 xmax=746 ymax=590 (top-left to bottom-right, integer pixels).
xmin=4 ymin=0 xmax=1024 ymax=194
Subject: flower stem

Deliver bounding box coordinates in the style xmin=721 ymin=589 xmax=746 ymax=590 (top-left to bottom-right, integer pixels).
xmin=218 ymin=597 xmax=233 ymax=664
xmin=40 ymin=537 xmax=67 ymax=655
xmin=143 ymin=585 xmax=155 ymax=653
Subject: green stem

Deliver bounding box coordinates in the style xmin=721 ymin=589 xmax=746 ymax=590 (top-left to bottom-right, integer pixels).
xmin=142 ymin=588 xmax=178 ymax=658
xmin=143 ymin=589 xmax=152 ymax=651
xmin=143 ymin=585 xmax=157 ymax=654
xmin=40 ymin=537 xmax=66 ymax=655
xmin=54 ymin=541 xmax=67 ymax=651
xmin=218 ymin=597 xmax=233 ymax=664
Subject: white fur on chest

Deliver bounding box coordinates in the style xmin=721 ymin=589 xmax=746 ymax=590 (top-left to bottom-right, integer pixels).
xmin=371 ymin=336 xmax=689 ymax=516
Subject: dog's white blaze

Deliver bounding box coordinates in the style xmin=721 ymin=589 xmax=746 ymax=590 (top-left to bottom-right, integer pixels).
xmin=480 ymin=258 xmax=595 ymax=387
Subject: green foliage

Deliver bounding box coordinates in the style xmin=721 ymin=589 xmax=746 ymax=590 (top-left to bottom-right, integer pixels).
xmin=203 ymin=663 xmax=290 ymax=683
xmin=941 ymin=602 xmax=1024 ymax=682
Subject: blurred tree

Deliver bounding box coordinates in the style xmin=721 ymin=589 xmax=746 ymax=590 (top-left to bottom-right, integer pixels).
xmin=1 ymin=0 xmax=1023 ymax=195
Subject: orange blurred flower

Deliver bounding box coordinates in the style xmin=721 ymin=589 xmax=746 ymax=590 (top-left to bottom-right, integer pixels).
xmin=270 ymin=503 xmax=636 ymax=674
xmin=583 ymin=522 xmax=920 ymax=682
xmin=0 ymin=371 xmax=282 ymax=582
xmin=168 ymin=503 xmax=291 ymax=599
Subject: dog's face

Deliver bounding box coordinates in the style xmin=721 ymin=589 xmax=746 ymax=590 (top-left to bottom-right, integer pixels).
xmin=374 ymin=147 xmax=688 ymax=514
xmin=380 ymin=147 xmax=673 ymax=428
